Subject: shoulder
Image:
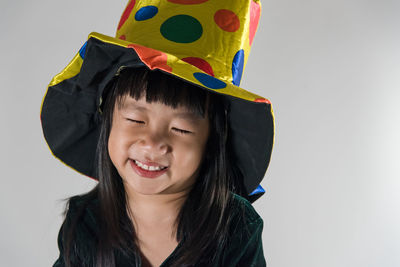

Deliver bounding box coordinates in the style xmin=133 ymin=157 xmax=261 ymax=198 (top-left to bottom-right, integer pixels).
xmin=228 ymin=192 xmax=264 ymax=244
xmin=220 ymin=193 xmax=266 ymax=266
xmin=62 ymin=191 xmax=100 ymax=243
xmin=227 ymin=192 xmax=264 ymax=242
xmin=230 ymin=192 xmax=263 ymax=225
xmin=67 ymin=191 xmax=99 ymax=217
xmin=54 ymin=190 xmax=100 ymax=266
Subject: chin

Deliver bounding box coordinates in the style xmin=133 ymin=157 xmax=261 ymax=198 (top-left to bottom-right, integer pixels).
xmin=124 ymin=177 xmax=169 ymax=195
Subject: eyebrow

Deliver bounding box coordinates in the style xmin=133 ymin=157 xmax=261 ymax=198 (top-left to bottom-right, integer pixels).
xmin=121 ymin=101 xmax=203 ymax=121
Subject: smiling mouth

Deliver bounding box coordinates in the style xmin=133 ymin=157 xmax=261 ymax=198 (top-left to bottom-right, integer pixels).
xmin=130 ymin=159 xmax=169 ymax=179
xmin=132 ymin=159 xmax=168 ymax=171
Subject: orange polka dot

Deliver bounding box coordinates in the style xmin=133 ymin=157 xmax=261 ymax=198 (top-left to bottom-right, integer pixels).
xmin=249 ymin=0 xmax=261 ymax=45
xmin=181 ymin=57 xmax=214 ymax=76
xmin=167 ymin=0 xmax=209 ymax=4
xmin=254 ymin=98 xmax=271 ymax=104
xmin=119 ymin=35 xmax=126 ymax=40
xmin=127 ymin=44 xmax=172 ymax=73
xmin=214 ymin=9 xmax=240 ymax=32
xmin=118 ymin=0 xmax=136 ymax=30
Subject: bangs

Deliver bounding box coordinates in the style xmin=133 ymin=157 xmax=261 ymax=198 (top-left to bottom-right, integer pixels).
xmin=113 ymin=67 xmax=208 ymax=118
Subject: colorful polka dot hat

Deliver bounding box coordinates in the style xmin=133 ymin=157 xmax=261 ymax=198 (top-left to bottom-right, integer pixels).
xmin=40 ymin=0 xmax=275 ymax=203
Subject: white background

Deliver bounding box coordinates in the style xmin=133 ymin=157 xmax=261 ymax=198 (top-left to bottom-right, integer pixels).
xmin=1 ymin=0 xmax=399 ymax=266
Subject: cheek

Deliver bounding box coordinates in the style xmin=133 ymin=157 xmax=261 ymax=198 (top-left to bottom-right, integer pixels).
xmin=173 ymin=139 xmax=207 ymax=173
xmin=108 ymin=126 xmax=130 ymax=167
xmin=107 ymin=130 xmax=119 ymax=166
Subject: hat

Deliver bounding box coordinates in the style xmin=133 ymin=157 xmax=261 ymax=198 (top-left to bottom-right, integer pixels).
xmin=40 ymin=0 xmax=275 ymax=203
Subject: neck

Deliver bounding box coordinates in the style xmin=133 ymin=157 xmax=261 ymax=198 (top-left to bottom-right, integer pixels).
xmin=126 ymin=189 xmax=189 ymax=226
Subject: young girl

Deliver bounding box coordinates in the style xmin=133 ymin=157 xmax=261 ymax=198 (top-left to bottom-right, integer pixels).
xmin=41 ymin=1 xmax=274 ymax=266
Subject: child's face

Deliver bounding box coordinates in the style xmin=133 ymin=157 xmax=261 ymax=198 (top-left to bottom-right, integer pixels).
xmin=108 ymin=94 xmax=210 ymax=196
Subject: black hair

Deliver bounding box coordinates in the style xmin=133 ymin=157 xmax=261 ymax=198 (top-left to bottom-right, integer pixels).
xmin=62 ymin=66 xmax=248 ymax=267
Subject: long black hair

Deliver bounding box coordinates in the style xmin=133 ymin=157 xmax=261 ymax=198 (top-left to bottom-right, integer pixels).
xmin=61 ymin=66 xmax=248 ymax=267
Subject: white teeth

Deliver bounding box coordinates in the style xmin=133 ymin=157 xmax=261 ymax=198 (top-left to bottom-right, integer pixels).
xmin=139 ymin=161 xmax=149 ymax=170
xmin=134 ymin=160 xmax=166 ymax=171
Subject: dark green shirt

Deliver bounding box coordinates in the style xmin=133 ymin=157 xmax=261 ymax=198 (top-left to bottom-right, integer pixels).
xmin=53 ymin=193 xmax=266 ymax=267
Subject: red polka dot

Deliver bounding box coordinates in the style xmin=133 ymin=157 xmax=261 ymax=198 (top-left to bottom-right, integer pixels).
xmin=167 ymin=0 xmax=209 ymax=4
xmin=119 ymin=35 xmax=126 ymax=40
xmin=249 ymin=0 xmax=261 ymax=45
xmin=254 ymin=98 xmax=271 ymax=104
xmin=127 ymin=44 xmax=172 ymax=73
xmin=118 ymin=0 xmax=136 ymax=30
xmin=181 ymin=57 xmax=214 ymax=76
xmin=214 ymin=9 xmax=240 ymax=32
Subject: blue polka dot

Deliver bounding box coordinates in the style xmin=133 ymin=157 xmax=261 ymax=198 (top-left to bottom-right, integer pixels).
xmin=135 ymin=6 xmax=158 ymax=21
xmin=249 ymin=185 xmax=265 ymax=196
xmin=79 ymin=41 xmax=87 ymax=59
xmin=193 ymin=72 xmax=227 ymax=89
xmin=232 ymin=49 xmax=244 ymax=86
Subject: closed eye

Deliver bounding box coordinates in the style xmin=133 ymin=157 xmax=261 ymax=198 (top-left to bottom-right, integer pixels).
xmin=172 ymin=128 xmax=193 ymax=135
xmin=126 ymin=119 xmax=145 ymax=124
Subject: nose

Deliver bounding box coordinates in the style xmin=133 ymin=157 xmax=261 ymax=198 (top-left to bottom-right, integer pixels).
xmin=138 ymin=128 xmax=169 ymax=156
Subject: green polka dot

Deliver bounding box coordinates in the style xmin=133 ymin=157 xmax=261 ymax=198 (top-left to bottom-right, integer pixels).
xmin=160 ymin=15 xmax=203 ymax=43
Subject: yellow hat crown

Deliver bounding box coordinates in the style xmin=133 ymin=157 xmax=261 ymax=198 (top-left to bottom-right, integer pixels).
xmin=116 ymin=0 xmax=262 ymax=86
